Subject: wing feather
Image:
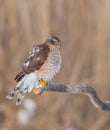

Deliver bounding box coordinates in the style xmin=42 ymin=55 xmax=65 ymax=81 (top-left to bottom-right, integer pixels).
xmin=15 ymin=44 xmax=49 ymax=82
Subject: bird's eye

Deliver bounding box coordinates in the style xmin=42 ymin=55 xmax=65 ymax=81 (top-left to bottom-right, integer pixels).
xmin=53 ymin=40 xmax=58 ymax=45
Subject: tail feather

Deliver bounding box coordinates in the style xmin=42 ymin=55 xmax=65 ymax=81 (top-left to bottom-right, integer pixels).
xmin=16 ymin=87 xmax=28 ymax=105
xmin=6 ymin=78 xmax=25 ymax=99
xmin=14 ymin=71 xmax=25 ymax=82
xmin=7 ymin=73 xmax=39 ymax=105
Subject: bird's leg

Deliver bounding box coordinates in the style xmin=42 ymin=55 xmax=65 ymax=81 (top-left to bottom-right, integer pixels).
xmin=33 ymin=79 xmax=48 ymax=95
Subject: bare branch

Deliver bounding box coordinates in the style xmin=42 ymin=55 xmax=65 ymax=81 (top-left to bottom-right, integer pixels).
xmin=42 ymin=83 xmax=110 ymax=111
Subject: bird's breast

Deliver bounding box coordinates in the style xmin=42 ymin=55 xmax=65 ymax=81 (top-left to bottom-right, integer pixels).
xmin=36 ymin=49 xmax=62 ymax=81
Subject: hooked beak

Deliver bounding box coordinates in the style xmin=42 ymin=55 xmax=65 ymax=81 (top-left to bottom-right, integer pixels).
xmin=59 ymin=42 xmax=62 ymax=47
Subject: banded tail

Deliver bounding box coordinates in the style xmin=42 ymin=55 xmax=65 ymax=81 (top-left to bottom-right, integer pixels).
xmin=6 ymin=73 xmax=39 ymax=105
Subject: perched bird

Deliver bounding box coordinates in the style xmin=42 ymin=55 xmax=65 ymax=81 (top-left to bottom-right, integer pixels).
xmin=7 ymin=36 xmax=62 ymax=105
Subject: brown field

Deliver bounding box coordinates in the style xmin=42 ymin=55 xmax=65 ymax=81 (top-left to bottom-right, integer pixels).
xmin=0 ymin=0 xmax=110 ymax=130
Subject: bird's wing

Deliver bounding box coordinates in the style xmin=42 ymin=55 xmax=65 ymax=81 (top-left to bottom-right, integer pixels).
xmin=15 ymin=44 xmax=50 ymax=82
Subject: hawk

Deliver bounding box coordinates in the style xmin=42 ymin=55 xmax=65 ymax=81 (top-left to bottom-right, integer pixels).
xmin=7 ymin=36 xmax=62 ymax=105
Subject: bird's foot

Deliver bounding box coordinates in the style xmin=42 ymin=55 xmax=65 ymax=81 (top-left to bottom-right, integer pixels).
xmin=33 ymin=79 xmax=48 ymax=95
xmin=39 ymin=79 xmax=48 ymax=89
xmin=33 ymin=87 xmax=43 ymax=95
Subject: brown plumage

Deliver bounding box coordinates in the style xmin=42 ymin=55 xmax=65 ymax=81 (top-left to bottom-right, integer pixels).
xmin=15 ymin=44 xmax=50 ymax=82
xmin=7 ymin=36 xmax=62 ymax=105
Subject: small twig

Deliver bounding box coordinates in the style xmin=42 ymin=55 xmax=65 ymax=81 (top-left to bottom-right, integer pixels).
xmin=42 ymin=83 xmax=110 ymax=111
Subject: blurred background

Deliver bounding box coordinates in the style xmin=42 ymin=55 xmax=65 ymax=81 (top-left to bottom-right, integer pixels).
xmin=0 ymin=0 xmax=110 ymax=130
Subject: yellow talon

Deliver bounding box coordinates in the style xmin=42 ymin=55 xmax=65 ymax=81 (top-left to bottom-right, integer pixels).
xmin=39 ymin=79 xmax=48 ymax=89
xmin=33 ymin=79 xmax=48 ymax=94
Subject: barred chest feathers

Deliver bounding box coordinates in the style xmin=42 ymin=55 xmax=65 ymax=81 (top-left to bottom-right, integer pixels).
xmin=36 ymin=47 xmax=62 ymax=81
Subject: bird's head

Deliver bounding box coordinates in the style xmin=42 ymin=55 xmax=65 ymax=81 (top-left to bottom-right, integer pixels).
xmin=45 ymin=36 xmax=61 ymax=47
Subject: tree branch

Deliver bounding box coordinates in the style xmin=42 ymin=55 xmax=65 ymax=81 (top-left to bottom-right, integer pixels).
xmin=42 ymin=83 xmax=110 ymax=111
